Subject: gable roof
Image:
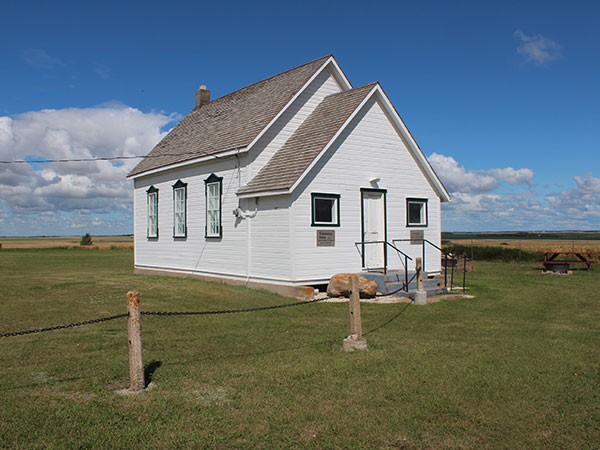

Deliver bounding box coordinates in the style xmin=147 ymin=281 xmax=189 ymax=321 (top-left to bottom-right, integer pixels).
xmin=128 ymin=55 xmax=334 ymax=177
xmin=236 ymin=82 xmax=378 ymax=196
xmin=237 ymin=83 xmax=451 ymax=202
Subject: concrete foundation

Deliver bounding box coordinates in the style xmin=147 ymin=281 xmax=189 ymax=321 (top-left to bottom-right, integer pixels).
xmin=134 ymin=268 xmax=314 ymax=298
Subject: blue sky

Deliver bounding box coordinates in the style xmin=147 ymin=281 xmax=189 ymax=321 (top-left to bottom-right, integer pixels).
xmin=0 ymin=0 xmax=599 ymax=235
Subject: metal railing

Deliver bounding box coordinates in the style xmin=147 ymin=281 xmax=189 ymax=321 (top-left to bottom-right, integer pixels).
xmin=392 ymin=238 xmax=454 ymax=288
xmin=354 ymin=240 xmax=413 ymax=291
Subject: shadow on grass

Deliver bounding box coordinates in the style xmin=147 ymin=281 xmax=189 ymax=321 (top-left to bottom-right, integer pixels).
xmin=144 ymin=360 xmax=162 ymax=385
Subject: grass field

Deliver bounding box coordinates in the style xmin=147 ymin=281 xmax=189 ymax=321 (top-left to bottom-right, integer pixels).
xmin=1 ymin=248 xmax=599 ymax=448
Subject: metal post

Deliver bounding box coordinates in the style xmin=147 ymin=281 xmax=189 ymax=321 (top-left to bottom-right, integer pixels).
xmin=463 ymin=256 xmax=467 ymax=292
xmin=444 ymin=254 xmax=448 ymax=288
xmin=343 ymin=275 xmax=367 ymax=351
xmin=383 ymin=242 xmax=387 ymax=275
xmin=127 ymin=291 xmax=144 ymax=391
xmin=450 ymin=255 xmax=455 ymax=292
xmin=404 ymin=255 xmax=408 ymax=292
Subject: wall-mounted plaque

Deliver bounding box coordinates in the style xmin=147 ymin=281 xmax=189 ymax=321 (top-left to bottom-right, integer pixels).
xmin=317 ymin=230 xmax=335 ymax=247
xmin=410 ymin=230 xmax=424 ymax=245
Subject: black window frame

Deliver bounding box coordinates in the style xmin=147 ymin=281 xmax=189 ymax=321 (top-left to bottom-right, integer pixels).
xmin=406 ymin=198 xmax=428 ymax=227
xmin=204 ymin=173 xmax=223 ymax=239
xmin=146 ymin=185 xmax=159 ymax=239
xmin=311 ymin=193 xmax=341 ymax=227
xmin=172 ymin=179 xmax=188 ymax=239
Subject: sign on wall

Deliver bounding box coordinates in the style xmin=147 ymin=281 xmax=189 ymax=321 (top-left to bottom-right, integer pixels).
xmin=317 ymin=230 xmax=335 ymax=247
xmin=410 ymin=230 xmax=424 ymax=245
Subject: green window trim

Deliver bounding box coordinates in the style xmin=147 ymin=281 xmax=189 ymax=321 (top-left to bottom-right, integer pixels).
xmin=204 ymin=173 xmax=223 ymax=238
xmin=311 ymin=193 xmax=341 ymax=227
xmin=406 ymin=198 xmax=428 ymax=227
xmin=173 ymin=180 xmax=188 ymax=238
xmin=146 ymin=186 xmax=159 ymax=239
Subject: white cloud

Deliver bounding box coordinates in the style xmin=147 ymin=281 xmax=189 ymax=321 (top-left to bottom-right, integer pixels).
xmin=21 ymin=49 xmax=64 ymax=68
xmin=0 ymin=105 xmax=176 ymax=235
xmin=430 ymin=153 xmax=599 ymax=230
xmin=489 ymin=167 xmax=534 ymax=186
xmin=428 ymin=153 xmax=534 ymax=194
xmin=514 ymin=30 xmax=563 ymax=65
xmin=574 ymin=173 xmax=600 ymax=193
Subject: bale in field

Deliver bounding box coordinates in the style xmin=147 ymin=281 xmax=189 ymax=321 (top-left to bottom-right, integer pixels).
xmin=80 ymin=233 xmax=93 ymax=246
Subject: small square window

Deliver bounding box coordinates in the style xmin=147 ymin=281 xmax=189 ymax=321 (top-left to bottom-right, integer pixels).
xmin=311 ymin=193 xmax=340 ymax=227
xmin=407 ymin=198 xmax=428 ymax=227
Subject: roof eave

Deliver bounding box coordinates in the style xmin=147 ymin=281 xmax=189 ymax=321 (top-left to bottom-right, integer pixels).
xmin=127 ymin=146 xmax=248 ymax=180
xmin=237 ymin=188 xmax=291 ymax=198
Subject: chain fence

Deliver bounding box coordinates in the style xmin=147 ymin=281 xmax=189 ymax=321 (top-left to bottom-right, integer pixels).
xmin=0 ymin=313 xmax=128 ymax=339
xmin=0 ymin=297 xmax=329 ymax=339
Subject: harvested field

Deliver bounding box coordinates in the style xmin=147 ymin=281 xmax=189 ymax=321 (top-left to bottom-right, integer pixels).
xmin=0 ymin=235 xmax=133 ymax=249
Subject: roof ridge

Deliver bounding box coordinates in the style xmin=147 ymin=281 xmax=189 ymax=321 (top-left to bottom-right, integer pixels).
xmin=197 ymin=54 xmax=333 ymax=109
xmin=324 ymin=81 xmax=378 ymax=98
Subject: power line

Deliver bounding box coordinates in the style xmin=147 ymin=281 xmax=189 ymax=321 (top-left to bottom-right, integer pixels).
xmin=0 ymin=150 xmax=232 ymax=165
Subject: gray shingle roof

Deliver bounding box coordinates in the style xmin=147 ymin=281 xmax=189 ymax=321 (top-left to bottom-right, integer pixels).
xmin=128 ymin=55 xmax=332 ymax=177
xmin=236 ymin=82 xmax=377 ymax=195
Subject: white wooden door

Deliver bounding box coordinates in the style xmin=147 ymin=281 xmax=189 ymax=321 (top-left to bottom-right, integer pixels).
xmin=362 ymin=191 xmax=385 ymax=269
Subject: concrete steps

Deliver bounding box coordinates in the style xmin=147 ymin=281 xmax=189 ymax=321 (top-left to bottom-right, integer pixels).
xmin=360 ymin=270 xmax=448 ymax=297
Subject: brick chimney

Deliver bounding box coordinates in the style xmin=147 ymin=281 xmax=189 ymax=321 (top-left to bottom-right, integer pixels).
xmin=195 ymin=85 xmax=210 ymax=108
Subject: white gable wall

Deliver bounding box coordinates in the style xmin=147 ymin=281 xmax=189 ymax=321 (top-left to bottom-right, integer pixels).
xmin=246 ymin=66 xmax=343 ymax=179
xmin=290 ymin=95 xmax=442 ymax=283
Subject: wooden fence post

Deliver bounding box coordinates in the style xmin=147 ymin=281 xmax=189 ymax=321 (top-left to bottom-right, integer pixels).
xmin=343 ymin=275 xmax=367 ymax=352
xmin=127 ymin=291 xmax=144 ymax=391
xmin=414 ymin=257 xmax=427 ymax=305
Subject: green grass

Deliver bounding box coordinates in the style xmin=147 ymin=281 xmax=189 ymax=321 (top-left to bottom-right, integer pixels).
xmin=1 ymin=249 xmax=599 ymax=448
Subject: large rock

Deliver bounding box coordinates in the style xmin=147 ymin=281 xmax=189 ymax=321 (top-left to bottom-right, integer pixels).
xmin=327 ymin=273 xmax=377 ymax=298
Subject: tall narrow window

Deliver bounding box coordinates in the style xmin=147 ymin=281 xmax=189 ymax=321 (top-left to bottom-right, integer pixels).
xmin=406 ymin=198 xmax=428 ymax=227
xmin=205 ymin=174 xmax=223 ymax=238
xmin=147 ymin=186 xmax=158 ymax=238
xmin=173 ymin=180 xmax=187 ymax=238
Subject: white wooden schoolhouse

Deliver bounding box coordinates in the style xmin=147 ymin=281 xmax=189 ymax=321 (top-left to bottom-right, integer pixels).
xmin=128 ymin=55 xmax=450 ymax=296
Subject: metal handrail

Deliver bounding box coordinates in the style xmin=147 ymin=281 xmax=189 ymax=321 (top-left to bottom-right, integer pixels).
xmin=354 ymin=240 xmax=412 ymax=290
xmin=392 ymin=238 xmax=453 ymax=288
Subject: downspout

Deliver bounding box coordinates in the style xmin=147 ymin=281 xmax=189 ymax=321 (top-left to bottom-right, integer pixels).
xmin=245 ymin=198 xmax=258 ymax=284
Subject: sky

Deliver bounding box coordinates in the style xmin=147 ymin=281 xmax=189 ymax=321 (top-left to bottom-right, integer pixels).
xmin=0 ymin=0 xmax=599 ymax=235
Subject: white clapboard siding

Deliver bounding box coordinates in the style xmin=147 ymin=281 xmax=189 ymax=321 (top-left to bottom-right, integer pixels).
xmin=291 ymin=96 xmax=442 ymax=282
xmin=247 ymin=66 xmax=343 ymax=179
xmin=134 ymin=156 xmax=251 ymax=280
xmin=247 ymin=195 xmax=292 ymax=281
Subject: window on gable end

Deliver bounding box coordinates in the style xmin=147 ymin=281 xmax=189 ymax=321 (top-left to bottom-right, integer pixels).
xmin=147 ymin=186 xmax=159 ymax=239
xmin=406 ymin=198 xmax=428 ymax=227
xmin=205 ymin=174 xmax=223 ymax=238
xmin=173 ymin=180 xmax=187 ymax=238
